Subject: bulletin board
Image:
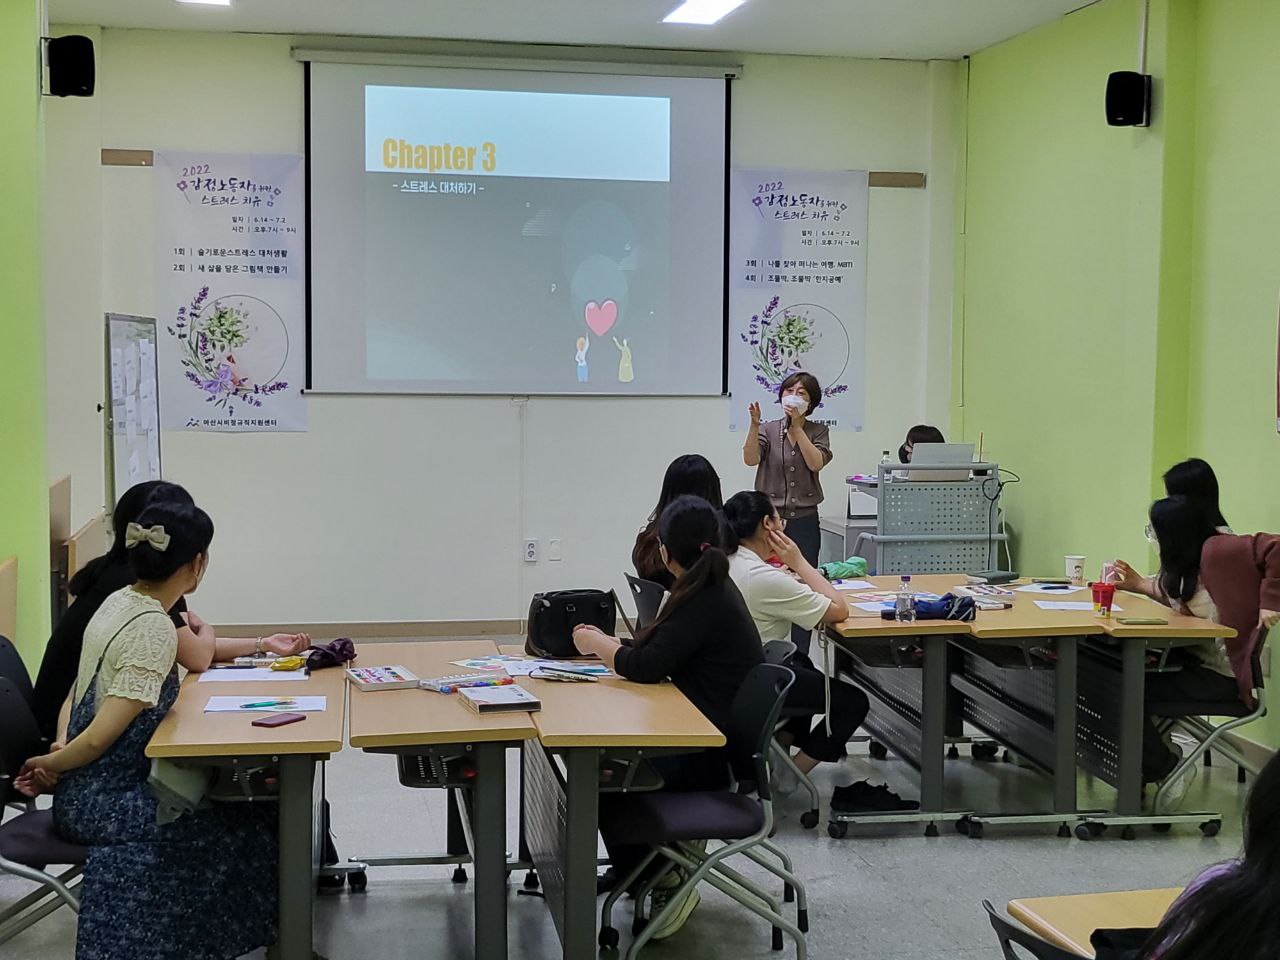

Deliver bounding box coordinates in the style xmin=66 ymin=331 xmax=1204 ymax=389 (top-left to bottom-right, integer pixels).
xmin=105 ymin=313 xmax=162 ymax=505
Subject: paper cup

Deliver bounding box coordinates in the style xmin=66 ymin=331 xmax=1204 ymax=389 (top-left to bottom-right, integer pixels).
xmin=1065 ymin=555 xmax=1086 ymax=586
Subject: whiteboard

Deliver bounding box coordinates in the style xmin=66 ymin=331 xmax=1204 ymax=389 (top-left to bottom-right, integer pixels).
xmin=105 ymin=314 xmax=162 ymax=505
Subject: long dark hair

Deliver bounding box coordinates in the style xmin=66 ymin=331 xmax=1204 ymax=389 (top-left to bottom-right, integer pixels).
xmin=1164 ymin=458 xmax=1228 ymax=530
xmin=69 ymin=481 xmax=195 ymax=596
xmin=1151 ymin=496 xmax=1218 ymax=605
xmin=636 ymin=495 xmax=728 ymax=644
xmin=127 ymin=499 xmax=214 ymax=584
xmin=635 ymin=456 xmax=723 ymax=583
xmin=1142 ymin=752 xmax=1280 ymax=960
xmin=899 ymin=424 xmax=945 ymax=463
xmin=721 ymin=491 xmax=775 ymax=554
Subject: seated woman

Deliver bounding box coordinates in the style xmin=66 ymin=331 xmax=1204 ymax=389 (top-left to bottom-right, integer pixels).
xmin=1140 ymin=750 xmax=1280 ymax=960
xmin=31 ymin=480 xmax=309 ymax=739
xmin=632 ymin=454 xmax=724 ymax=591
xmin=722 ymin=491 xmax=915 ymax=814
xmin=897 ymin=424 xmax=945 ymax=463
xmin=576 ymin=494 xmax=762 ymax=942
xmin=17 ymin=496 xmax=278 ymax=960
xmin=1113 ymin=496 xmax=1280 ymax=808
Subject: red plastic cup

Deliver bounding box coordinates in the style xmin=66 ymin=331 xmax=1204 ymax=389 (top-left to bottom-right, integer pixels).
xmin=1091 ymin=582 xmax=1116 ymax=618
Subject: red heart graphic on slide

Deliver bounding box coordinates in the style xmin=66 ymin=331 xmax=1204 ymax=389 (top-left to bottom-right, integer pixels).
xmin=584 ymin=300 xmax=618 ymax=337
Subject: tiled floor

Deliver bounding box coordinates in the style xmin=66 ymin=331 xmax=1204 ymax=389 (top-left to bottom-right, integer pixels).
xmin=1 ymin=641 xmax=1248 ymax=960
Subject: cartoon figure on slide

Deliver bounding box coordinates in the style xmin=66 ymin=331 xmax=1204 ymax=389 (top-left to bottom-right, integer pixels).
xmin=575 ymin=336 xmax=590 ymax=383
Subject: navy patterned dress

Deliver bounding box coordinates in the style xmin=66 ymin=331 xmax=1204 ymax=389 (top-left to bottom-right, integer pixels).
xmin=54 ymin=628 xmax=279 ymax=960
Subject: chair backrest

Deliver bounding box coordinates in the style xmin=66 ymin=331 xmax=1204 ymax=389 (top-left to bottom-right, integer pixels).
xmin=0 ymin=678 xmax=45 ymax=804
xmin=982 ymin=900 xmax=1084 ymax=960
xmin=623 ymin=573 xmax=666 ymax=629
xmin=762 ymin=639 xmax=795 ymax=665
xmin=724 ymin=663 xmax=794 ymax=801
xmin=0 ymin=636 xmax=33 ymax=706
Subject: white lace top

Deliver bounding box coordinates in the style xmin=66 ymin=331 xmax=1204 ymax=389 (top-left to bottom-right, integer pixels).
xmin=74 ymin=587 xmax=178 ymax=711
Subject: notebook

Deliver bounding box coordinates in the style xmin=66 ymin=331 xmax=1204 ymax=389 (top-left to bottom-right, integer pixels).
xmin=459 ymin=684 xmax=542 ymax=714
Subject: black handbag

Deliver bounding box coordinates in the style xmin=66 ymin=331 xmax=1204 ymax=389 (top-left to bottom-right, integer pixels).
xmin=525 ymin=590 xmax=616 ymax=658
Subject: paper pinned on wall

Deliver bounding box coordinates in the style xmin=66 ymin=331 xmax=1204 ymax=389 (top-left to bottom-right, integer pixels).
xmin=138 ymin=339 xmax=155 ymax=376
xmin=128 ymin=449 xmax=142 ymax=482
xmin=110 ymin=347 xmax=124 ymax=398
xmin=138 ymin=379 xmax=155 ymax=430
xmin=147 ymin=431 xmax=161 ymax=476
xmin=124 ymin=342 xmax=139 ymax=395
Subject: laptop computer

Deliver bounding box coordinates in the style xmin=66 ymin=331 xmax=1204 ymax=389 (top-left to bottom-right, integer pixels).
xmin=907 ymin=442 xmax=975 ymax=481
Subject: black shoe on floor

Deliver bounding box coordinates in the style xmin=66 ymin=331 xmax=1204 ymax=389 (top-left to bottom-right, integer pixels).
xmin=830 ymin=780 xmax=919 ymax=814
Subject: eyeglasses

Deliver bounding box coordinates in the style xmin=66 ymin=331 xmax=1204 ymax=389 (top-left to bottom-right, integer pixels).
xmin=1144 ymin=522 xmax=1157 ymax=545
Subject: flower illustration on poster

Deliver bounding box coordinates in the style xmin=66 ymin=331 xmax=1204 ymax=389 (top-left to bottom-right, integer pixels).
xmin=741 ymin=295 xmax=851 ymax=410
xmin=167 ymin=287 xmax=291 ymax=417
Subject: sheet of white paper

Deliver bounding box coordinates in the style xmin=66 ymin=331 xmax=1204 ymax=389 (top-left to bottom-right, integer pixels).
xmin=125 ymin=419 xmax=137 ymax=445
xmin=110 ymin=348 xmax=124 ymax=397
xmin=139 ymin=380 xmax=155 ymax=430
xmin=197 ymin=668 xmax=310 ymax=683
xmin=1015 ymin=583 xmax=1089 ymax=595
xmin=450 ymin=656 xmax=526 ymax=671
xmin=852 ymin=601 xmax=893 ymax=613
xmin=127 ymin=450 xmax=142 ymax=482
xmin=499 ymin=660 xmax=541 ymax=677
xmin=124 ymin=343 xmax=139 ymax=395
xmin=138 ymin=339 xmax=155 ymax=373
xmin=147 ymin=431 xmax=161 ymax=476
xmin=832 ymin=580 xmax=875 ymax=591
xmin=1034 ymin=601 xmax=1124 ymax=612
xmin=204 ymin=695 xmax=327 ymax=713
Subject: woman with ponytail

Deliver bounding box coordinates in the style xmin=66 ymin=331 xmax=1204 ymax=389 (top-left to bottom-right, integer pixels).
xmin=575 ymin=495 xmax=763 ymax=941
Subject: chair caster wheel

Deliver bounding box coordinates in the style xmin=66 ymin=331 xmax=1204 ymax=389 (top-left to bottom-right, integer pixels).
xmin=451 ymin=867 xmax=468 ymax=883
xmin=316 ymin=873 xmax=345 ymax=894
xmin=798 ymin=908 xmax=809 ymax=934
xmin=772 ymin=926 xmax=784 ymax=951
xmin=827 ymin=821 xmax=848 ymax=839
xmin=523 ymin=870 xmax=539 ymax=890
xmin=347 ymin=870 xmax=367 ymax=892
xmin=1152 ymin=823 xmax=1172 ymax=834
xmin=956 ymin=816 xmax=971 ymax=836
xmin=1075 ymin=822 xmax=1105 ymax=841
xmin=598 ymin=926 xmax=620 ymax=949
xmin=869 ymin=741 xmax=889 ymax=760
xmin=799 ymin=809 xmax=819 ymax=829
xmin=1121 ymin=825 xmax=1136 ymax=841
xmin=1058 ymin=824 xmax=1072 ymax=838
xmin=947 ymin=745 xmax=960 ymax=760
xmin=968 ymin=821 xmax=984 ymax=839
xmin=924 ymin=822 xmax=939 ymax=838
xmin=1201 ymin=819 xmax=1222 ymax=837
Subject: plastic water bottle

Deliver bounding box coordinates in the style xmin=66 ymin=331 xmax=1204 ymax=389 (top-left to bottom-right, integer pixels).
xmin=895 ymin=575 xmax=916 ymax=623
xmin=880 ymin=450 xmax=892 ymax=467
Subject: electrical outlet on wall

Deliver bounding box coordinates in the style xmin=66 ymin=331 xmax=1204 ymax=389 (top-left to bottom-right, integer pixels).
xmin=524 ymin=539 xmax=538 ymax=562
xmin=548 ymin=538 xmax=562 ymax=561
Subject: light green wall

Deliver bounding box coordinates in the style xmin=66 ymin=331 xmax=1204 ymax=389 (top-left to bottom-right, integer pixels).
xmin=959 ymin=0 xmax=1280 ymax=746
xmin=956 ymin=0 xmax=1176 ymax=579
xmin=1185 ymin=0 xmax=1280 ymax=744
xmin=0 ymin=0 xmax=49 ymax=666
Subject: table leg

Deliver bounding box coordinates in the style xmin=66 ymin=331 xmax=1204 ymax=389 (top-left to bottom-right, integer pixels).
xmin=562 ymin=748 xmax=599 ymax=960
xmin=1053 ymin=637 xmax=1079 ymax=814
xmin=920 ymin=635 xmax=947 ymax=814
xmin=277 ymin=755 xmax=316 ymax=960
xmin=473 ymin=741 xmax=508 ymax=960
xmin=1117 ymin=639 xmax=1146 ymax=816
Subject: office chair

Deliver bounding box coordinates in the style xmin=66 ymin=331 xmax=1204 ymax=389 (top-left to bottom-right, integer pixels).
xmin=0 ymin=637 xmax=33 ymax=706
xmin=1154 ymin=641 xmax=1267 ymax=810
xmin=599 ymin=663 xmax=808 ymax=958
xmin=762 ymin=640 xmax=822 ymax=830
xmin=982 ymin=899 xmax=1083 ymax=960
xmin=623 ymin=574 xmax=666 ymax=630
xmin=0 ymin=679 xmax=86 ymax=945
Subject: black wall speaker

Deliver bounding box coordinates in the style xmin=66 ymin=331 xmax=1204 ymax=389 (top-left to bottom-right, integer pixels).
xmin=1106 ymin=71 xmax=1150 ymax=127
xmin=47 ymin=35 xmax=95 ymax=98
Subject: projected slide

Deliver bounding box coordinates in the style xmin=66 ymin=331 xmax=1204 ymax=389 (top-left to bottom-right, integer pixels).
xmin=308 ymin=64 xmax=726 ymax=395
xmin=365 ymin=85 xmax=670 ymax=389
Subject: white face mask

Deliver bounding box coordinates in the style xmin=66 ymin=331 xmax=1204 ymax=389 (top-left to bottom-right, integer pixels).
xmin=781 ymin=394 xmax=807 ymax=414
